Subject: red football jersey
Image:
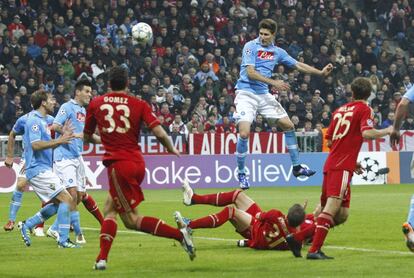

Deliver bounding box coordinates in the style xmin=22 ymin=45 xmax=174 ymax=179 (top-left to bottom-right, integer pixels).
xmin=248 ymin=209 xmax=296 ymax=250
xmin=84 ymin=92 xmax=160 ymax=163
xmin=324 ymin=101 xmax=373 ymax=172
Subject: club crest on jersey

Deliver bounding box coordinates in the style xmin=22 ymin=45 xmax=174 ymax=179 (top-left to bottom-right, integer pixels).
xmin=76 ymin=112 xmax=85 ymax=122
xmin=257 ymin=50 xmax=274 ymax=60
xmin=31 ymin=124 xmax=39 ymax=132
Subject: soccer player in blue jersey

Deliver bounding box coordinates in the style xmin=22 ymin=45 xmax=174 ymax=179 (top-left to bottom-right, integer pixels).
xmin=18 ymin=90 xmax=79 ymax=248
xmin=235 ymin=19 xmax=333 ymax=189
xmin=390 ymin=85 xmax=414 ymax=252
xmin=47 ymin=79 xmax=103 ymax=244
xmin=3 ymin=110 xmax=54 ymax=235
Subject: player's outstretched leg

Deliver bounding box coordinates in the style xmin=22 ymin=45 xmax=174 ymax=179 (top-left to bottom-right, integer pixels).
xmin=284 ymin=130 xmax=316 ymax=178
xmin=82 ymin=193 xmax=104 ymax=225
xmin=236 ymin=137 xmax=250 ymax=190
xmin=187 ymin=207 xmax=234 ymax=230
xmin=57 ymin=203 xmax=80 ymax=248
xmin=307 ymin=212 xmax=334 ymax=260
xmin=402 ymin=222 xmax=414 ymax=252
xmin=403 ymin=194 xmax=414 ymax=251
xmin=4 ymin=190 xmax=23 ymax=231
xmin=173 ymin=211 xmax=196 ymax=261
xmin=182 ymin=180 xmax=242 ymax=207
xmin=94 ymin=218 xmax=117 ymax=270
xmin=18 ymin=203 xmax=59 ymax=246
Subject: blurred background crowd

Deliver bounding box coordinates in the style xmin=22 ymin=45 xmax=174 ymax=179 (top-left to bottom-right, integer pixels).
xmin=1 ymin=0 xmax=414 ymax=137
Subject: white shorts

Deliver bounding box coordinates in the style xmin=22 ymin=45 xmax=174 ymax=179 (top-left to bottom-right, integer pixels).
xmin=17 ymin=159 xmax=26 ymax=179
xmin=54 ymin=157 xmax=86 ymax=192
xmin=234 ymin=90 xmax=288 ymax=123
xmin=29 ymin=170 xmax=66 ymax=203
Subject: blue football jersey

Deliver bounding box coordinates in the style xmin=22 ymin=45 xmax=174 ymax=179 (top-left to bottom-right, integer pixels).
xmin=53 ymin=100 xmax=86 ymax=160
xmin=235 ymin=37 xmax=297 ymax=94
xmin=24 ymin=111 xmax=54 ymax=180
xmin=404 ymin=85 xmax=414 ymax=102
xmin=13 ymin=111 xmax=53 ymax=161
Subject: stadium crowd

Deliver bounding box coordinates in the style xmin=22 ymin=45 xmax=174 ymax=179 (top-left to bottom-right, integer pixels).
xmin=0 ymin=0 xmax=413 ymax=137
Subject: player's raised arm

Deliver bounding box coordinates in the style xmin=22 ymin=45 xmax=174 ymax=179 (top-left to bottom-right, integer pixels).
xmin=295 ymin=62 xmax=333 ymax=77
xmin=5 ymin=130 xmax=18 ymax=168
xmin=151 ymin=125 xmax=180 ymax=157
xmin=246 ymin=65 xmax=290 ymax=91
xmin=362 ymin=126 xmax=393 ymax=140
xmin=390 ymin=97 xmax=411 ymax=147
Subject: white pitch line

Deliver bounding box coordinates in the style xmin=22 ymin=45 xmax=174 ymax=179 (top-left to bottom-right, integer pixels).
xmin=82 ymin=227 xmax=414 ymax=256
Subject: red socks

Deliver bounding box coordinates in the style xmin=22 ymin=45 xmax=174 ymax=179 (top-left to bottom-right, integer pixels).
xmin=308 ymin=212 xmax=334 ymax=253
xmin=96 ymin=218 xmax=117 ymax=262
xmin=192 ymin=190 xmax=241 ymax=206
xmin=189 ymin=207 xmax=233 ymax=229
xmin=82 ymin=193 xmax=104 ymax=225
xmin=139 ymin=216 xmax=182 ymax=241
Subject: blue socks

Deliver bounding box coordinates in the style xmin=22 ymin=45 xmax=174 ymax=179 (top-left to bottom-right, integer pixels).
xmin=70 ymin=211 xmax=82 ymax=236
xmin=284 ymin=130 xmax=299 ymax=166
xmin=25 ymin=203 xmax=58 ymax=230
xmin=57 ymin=203 xmax=70 ymax=244
xmin=236 ymin=137 xmax=248 ymax=173
xmin=407 ymin=195 xmax=414 ymax=227
xmin=9 ymin=190 xmax=23 ymax=221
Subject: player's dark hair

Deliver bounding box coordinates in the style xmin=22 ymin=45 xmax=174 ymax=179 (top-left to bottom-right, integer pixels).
xmin=31 ymin=89 xmax=49 ymax=110
xmin=109 ymin=66 xmax=128 ymax=91
xmin=351 ymin=77 xmax=372 ymax=100
xmin=75 ymin=78 xmax=92 ymax=92
xmin=259 ymin=19 xmax=277 ymax=34
xmin=287 ymin=204 xmax=306 ymax=228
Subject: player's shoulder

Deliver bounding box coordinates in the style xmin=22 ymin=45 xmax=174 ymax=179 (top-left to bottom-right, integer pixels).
xmin=244 ymin=38 xmax=259 ymax=49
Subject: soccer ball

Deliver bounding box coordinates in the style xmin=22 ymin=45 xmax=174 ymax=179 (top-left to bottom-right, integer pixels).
xmin=359 ymin=157 xmax=380 ymax=182
xmin=131 ymin=22 xmax=153 ymax=45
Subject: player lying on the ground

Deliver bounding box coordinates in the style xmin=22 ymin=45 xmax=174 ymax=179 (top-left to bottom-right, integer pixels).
xmin=174 ymin=179 xmax=315 ymax=257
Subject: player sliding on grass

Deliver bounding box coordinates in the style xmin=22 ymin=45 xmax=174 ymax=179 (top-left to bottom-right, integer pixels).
xmin=290 ymin=77 xmax=392 ymax=260
xmin=390 ymin=78 xmax=414 ymax=252
xmin=234 ymin=18 xmax=333 ymax=189
xmin=174 ymin=179 xmax=315 ymax=256
xmin=84 ymin=66 xmax=195 ymax=270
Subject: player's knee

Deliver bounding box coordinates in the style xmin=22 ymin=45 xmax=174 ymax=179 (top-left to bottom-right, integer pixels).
xmin=16 ymin=179 xmax=27 ymax=191
xmin=239 ymin=130 xmax=249 ymax=139
xmin=334 ymin=210 xmax=349 ymax=225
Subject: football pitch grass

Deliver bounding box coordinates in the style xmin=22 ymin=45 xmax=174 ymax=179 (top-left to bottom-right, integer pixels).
xmin=1 ymin=184 xmax=413 ymax=278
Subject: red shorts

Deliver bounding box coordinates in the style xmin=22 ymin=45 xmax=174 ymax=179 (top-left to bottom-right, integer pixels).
xmin=238 ymin=203 xmax=263 ymax=239
xmin=107 ymin=160 xmax=146 ymax=213
xmin=321 ymin=170 xmax=352 ymax=208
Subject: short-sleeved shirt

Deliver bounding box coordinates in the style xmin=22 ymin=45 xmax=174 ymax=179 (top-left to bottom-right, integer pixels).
xmin=249 ymin=209 xmax=296 ymax=250
xmin=235 ymin=37 xmax=297 ymax=95
xmin=324 ymin=101 xmax=374 ymax=172
xmin=24 ymin=111 xmax=54 ymax=180
xmin=403 ymin=85 xmax=414 ymax=102
xmin=53 ymin=99 xmax=86 ymax=161
xmin=84 ymin=92 xmax=160 ymax=164
xmin=14 ymin=111 xmax=53 ymax=161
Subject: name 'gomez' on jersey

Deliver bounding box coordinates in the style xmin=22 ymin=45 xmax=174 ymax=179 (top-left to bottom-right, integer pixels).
xmin=324 ymin=101 xmax=374 ymax=172
xmin=84 ymin=92 xmax=160 ymax=164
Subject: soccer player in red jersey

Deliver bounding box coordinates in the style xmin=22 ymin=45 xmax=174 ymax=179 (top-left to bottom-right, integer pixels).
xmin=84 ymin=66 xmax=195 ymax=270
xmin=174 ymin=179 xmax=315 ymax=256
xmin=304 ymin=78 xmax=392 ymax=259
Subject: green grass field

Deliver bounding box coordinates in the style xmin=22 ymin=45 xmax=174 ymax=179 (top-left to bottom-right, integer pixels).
xmin=1 ymin=184 xmax=413 ymax=278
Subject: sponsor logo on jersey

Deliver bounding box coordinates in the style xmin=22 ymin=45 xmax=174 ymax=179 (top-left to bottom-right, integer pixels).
xmin=257 ymin=50 xmax=274 ymax=60
xmin=77 ymin=112 xmax=86 ymax=122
